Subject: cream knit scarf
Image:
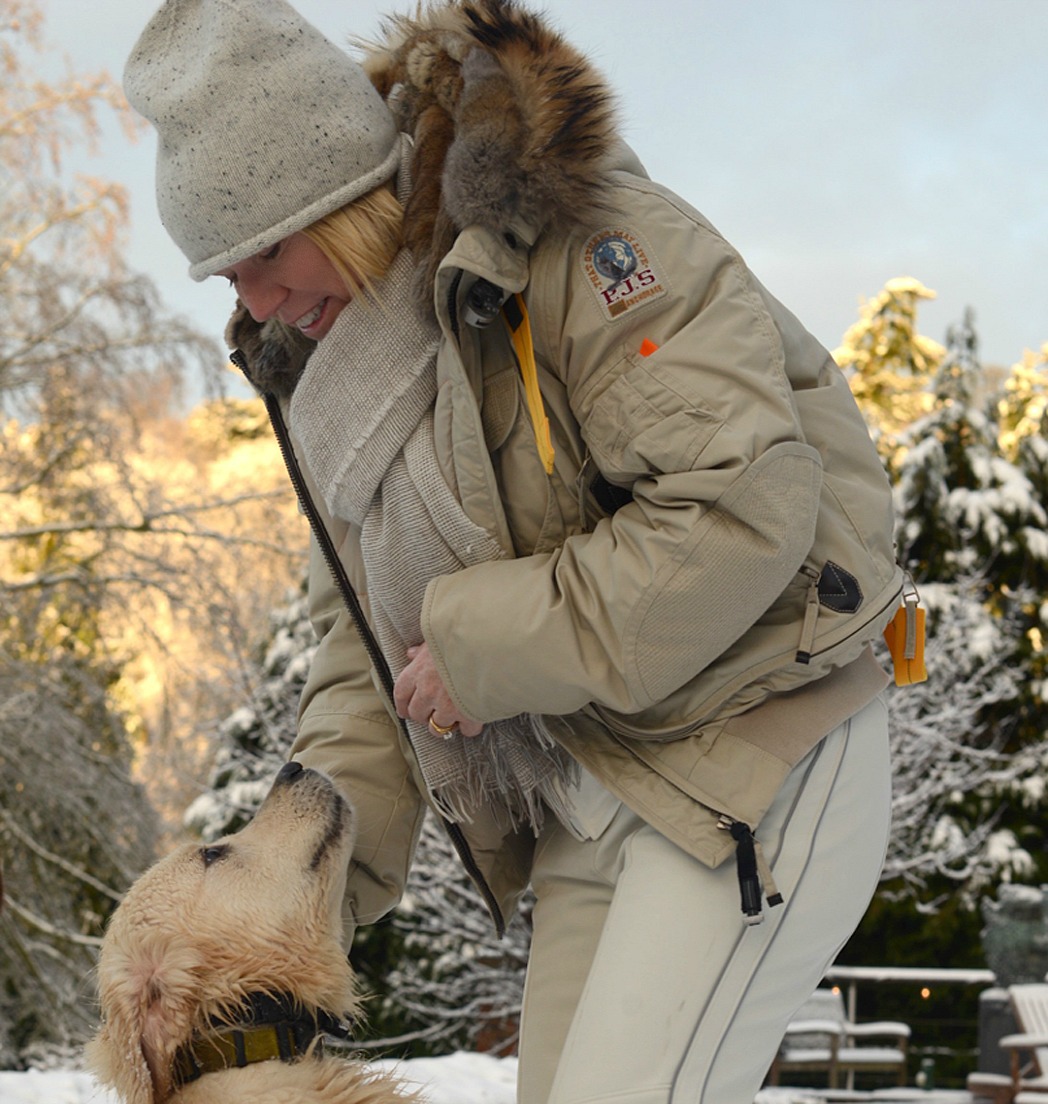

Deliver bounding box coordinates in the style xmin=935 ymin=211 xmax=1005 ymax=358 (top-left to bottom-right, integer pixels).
xmin=288 ymin=252 xmax=576 ymax=829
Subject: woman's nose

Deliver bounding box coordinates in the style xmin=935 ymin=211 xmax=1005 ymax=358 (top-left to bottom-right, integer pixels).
xmin=237 ymin=271 xmax=286 ymax=323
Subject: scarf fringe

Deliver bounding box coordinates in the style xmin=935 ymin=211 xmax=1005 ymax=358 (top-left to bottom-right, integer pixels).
xmin=425 ymin=713 xmax=579 ymax=832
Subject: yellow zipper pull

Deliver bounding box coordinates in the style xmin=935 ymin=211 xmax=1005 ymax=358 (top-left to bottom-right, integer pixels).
xmin=503 ymin=293 xmax=555 ymax=475
xmin=884 ymin=577 xmax=927 ymax=685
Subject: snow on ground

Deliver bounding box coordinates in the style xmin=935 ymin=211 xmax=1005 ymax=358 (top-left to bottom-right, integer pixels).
xmin=0 ymin=1053 xmax=517 ymax=1104
xmin=0 ymin=1053 xmax=827 ymax=1103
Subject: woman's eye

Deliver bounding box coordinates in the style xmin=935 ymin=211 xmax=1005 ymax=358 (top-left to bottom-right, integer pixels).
xmin=200 ymin=845 xmax=229 ymax=867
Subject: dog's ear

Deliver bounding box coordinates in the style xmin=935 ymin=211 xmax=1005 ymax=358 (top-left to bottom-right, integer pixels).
xmin=88 ymin=929 xmax=203 ymax=1104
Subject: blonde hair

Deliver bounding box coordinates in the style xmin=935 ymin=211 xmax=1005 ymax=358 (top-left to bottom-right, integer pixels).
xmin=302 ymin=184 xmax=403 ymax=299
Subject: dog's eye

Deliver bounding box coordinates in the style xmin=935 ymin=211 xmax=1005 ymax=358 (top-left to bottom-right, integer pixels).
xmin=200 ymin=845 xmax=230 ymax=868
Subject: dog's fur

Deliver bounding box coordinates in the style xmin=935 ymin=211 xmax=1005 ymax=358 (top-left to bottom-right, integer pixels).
xmin=88 ymin=765 xmax=414 ymax=1104
xmin=228 ymin=0 xmax=619 ymax=400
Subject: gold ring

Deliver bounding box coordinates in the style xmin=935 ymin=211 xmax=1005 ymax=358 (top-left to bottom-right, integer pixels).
xmin=428 ymin=715 xmax=456 ymax=737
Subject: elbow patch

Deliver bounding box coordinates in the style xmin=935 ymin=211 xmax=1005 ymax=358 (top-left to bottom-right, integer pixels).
xmin=630 ymin=443 xmax=823 ymax=704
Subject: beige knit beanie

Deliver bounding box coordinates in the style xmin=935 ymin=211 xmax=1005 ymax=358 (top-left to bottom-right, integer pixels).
xmin=124 ymin=0 xmax=400 ymax=281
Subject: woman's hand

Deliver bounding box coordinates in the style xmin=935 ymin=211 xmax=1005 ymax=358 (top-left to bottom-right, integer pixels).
xmin=393 ymin=643 xmax=485 ymax=738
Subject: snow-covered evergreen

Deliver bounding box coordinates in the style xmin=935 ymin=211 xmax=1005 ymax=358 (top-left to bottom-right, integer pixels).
xmin=0 ymin=650 xmax=158 ymax=1067
xmin=379 ymin=812 xmax=531 ymax=1055
xmin=881 ymin=310 xmax=1048 ymax=911
xmin=184 ymin=582 xmax=317 ymax=840
xmin=879 ymin=579 xmax=1027 ymax=908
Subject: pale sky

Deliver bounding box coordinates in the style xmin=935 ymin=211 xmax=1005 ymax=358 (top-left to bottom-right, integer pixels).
xmin=41 ymin=0 xmax=1048 ymax=378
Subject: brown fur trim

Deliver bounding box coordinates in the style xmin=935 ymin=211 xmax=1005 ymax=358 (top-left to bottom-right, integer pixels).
xmin=403 ymin=103 xmax=460 ymax=296
xmin=357 ymin=0 xmax=618 ymax=283
xmin=224 ymin=301 xmax=313 ymax=400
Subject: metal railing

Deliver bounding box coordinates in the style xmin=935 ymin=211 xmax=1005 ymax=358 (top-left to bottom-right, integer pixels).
xmin=825 ymin=965 xmax=996 ymax=1022
xmin=822 ymin=965 xmax=997 ymax=1090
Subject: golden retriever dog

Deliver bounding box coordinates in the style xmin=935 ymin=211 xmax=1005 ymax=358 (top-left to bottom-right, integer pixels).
xmin=88 ymin=761 xmax=416 ymax=1104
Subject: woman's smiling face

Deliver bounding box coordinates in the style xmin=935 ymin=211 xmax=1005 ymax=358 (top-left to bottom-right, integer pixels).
xmin=217 ymin=232 xmax=352 ymax=341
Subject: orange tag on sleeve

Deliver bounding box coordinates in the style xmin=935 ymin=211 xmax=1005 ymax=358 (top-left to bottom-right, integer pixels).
xmin=883 ymin=596 xmax=927 ymax=686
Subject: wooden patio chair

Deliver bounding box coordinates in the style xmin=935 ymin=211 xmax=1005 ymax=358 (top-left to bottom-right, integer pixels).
xmin=767 ymin=987 xmax=911 ymax=1089
xmin=995 ymin=983 xmax=1048 ymax=1103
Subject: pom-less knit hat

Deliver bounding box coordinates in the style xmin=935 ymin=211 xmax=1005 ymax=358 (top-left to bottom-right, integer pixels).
xmin=123 ymin=0 xmax=400 ymax=281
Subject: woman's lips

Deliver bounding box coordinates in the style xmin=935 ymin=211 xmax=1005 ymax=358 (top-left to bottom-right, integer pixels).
xmin=294 ymin=299 xmax=327 ymax=334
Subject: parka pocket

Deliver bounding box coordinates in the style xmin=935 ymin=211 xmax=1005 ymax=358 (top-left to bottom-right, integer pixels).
xmin=586 ymin=698 xmax=706 ymax=744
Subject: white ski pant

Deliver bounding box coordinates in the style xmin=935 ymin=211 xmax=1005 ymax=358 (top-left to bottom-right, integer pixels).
xmin=517 ymin=693 xmax=891 ymax=1104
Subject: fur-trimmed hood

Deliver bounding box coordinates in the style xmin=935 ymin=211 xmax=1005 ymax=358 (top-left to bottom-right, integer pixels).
xmin=227 ymin=0 xmax=619 ymax=396
xmin=358 ymin=0 xmax=618 ymax=291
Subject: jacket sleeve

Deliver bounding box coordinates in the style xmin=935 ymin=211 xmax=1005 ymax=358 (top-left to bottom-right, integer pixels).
xmin=292 ymin=536 xmax=426 ymax=937
xmin=422 ymin=182 xmax=824 ymax=721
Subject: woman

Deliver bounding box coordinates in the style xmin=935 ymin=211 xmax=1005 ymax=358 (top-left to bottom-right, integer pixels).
xmin=125 ymin=2 xmax=903 ymax=1101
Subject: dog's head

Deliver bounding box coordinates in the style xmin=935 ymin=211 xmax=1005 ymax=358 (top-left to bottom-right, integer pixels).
xmin=88 ymin=763 xmax=358 ymax=1104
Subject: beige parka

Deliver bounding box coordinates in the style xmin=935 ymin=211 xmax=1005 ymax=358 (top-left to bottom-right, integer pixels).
xmin=235 ymin=2 xmax=903 ymax=937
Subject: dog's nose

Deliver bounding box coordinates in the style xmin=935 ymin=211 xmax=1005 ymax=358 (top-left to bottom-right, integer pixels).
xmin=277 ymin=761 xmax=304 ymax=785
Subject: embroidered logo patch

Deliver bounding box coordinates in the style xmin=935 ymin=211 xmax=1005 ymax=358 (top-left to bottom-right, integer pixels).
xmin=581 ymin=228 xmax=668 ymax=322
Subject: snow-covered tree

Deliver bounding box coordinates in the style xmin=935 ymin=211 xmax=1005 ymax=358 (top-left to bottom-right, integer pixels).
xmin=834 ymin=277 xmax=946 ymax=457
xmin=893 ymin=313 xmax=1047 ymax=759
xmin=893 ymin=310 xmax=1047 ymax=590
xmin=379 ymin=812 xmax=531 ymax=1056
xmin=183 ymin=580 xmax=318 ymax=840
xmin=880 ymin=578 xmax=1027 ymax=908
xmin=998 ymin=343 xmax=1048 ymax=461
xmin=0 ymin=2 xmax=307 ymax=1065
xmin=840 ymin=293 xmax=1048 ymax=909
xmin=0 ymin=647 xmax=158 ymax=1067
xmin=841 ymin=286 xmax=1048 ymax=978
